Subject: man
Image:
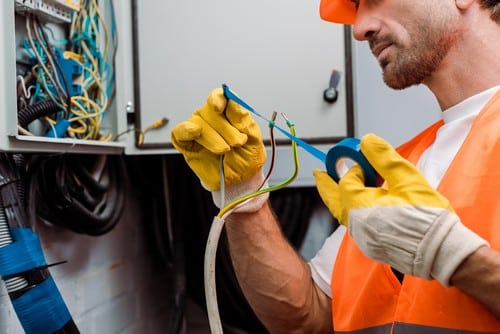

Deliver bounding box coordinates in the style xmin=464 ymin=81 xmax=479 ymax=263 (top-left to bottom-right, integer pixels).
xmin=172 ymin=0 xmax=500 ymax=332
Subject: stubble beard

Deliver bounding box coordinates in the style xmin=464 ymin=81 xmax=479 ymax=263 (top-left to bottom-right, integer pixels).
xmin=378 ymin=24 xmax=461 ymax=90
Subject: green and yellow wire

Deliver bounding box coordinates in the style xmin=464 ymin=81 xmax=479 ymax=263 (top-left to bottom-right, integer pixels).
xmin=217 ymin=113 xmax=300 ymax=219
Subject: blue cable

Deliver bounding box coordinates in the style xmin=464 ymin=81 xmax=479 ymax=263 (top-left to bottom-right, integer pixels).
xmin=0 ymin=228 xmax=72 ymax=334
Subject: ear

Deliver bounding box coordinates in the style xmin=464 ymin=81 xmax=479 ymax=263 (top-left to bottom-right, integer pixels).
xmin=455 ymin=0 xmax=475 ymax=10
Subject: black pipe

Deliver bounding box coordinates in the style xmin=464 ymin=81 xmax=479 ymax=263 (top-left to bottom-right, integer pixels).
xmin=17 ymin=100 xmax=62 ymax=130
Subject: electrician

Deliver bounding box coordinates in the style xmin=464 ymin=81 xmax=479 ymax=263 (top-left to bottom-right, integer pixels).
xmin=171 ymin=0 xmax=500 ymax=332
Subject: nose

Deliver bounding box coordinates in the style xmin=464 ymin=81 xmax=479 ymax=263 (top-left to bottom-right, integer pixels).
xmin=352 ymin=9 xmax=381 ymax=41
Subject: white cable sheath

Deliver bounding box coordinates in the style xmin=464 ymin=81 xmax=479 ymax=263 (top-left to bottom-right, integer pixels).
xmin=204 ymin=216 xmax=225 ymax=333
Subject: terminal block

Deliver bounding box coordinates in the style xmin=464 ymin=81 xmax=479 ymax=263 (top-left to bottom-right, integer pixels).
xmin=15 ymin=0 xmax=80 ymax=23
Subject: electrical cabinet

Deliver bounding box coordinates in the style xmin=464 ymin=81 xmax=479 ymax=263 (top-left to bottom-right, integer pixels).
xmin=1 ymin=0 xmax=352 ymax=154
xmin=126 ymin=0 xmax=354 ymax=186
xmin=1 ymin=0 xmax=125 ymax=153
xmin=128 ymin=0 xmax=352 ymax=155
xmin=2 ymin=0 xmax=353 ymax=184
xmin=1 ymin=0 xmax=442 ymax=185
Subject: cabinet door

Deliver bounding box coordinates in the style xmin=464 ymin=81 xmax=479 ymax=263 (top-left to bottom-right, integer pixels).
xmin=127 ymin=0 xmax=353 ymax=154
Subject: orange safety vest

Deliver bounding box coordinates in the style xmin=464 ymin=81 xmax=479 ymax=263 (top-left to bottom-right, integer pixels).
xmin=331 ymin=91 xmax=500 ymax=333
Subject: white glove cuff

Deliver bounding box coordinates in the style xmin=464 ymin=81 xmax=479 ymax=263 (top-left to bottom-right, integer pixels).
xmin=211 ymin=171 xmax=269 ymax=213
xmin=428 ymin=212 xmax=489 ymax=286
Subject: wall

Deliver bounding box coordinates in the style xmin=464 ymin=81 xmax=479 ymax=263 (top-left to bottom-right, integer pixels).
xmin=0 ymin=168 xmax=175 ymax=334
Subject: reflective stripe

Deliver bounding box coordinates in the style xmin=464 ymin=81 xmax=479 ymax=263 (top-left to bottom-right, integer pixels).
xmin=332 ymin=92 xmax=500 ymax=334
xmin=394 ymin=323 xmax=496 ymax=334
xmin=335 ymin=324 xmax=392 ymax=334
xmin=335 ymin=323 xmax=497 ymax=334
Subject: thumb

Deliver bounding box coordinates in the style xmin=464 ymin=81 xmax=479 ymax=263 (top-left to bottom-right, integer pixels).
xmin=314 ymin=169 xmax=342 ymax=222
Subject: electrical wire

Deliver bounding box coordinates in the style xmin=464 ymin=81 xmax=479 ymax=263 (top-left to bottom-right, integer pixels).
xmin=204 ymin=113 xmax=300 ymax=333
xmin=259 ymin=111 xmax=278 ymax=189
xmin=113 ymin=117 xmax=169 ymax=144
xmin=0 ymin=203 xmax=30 ymax=294
xmin=27 ymin=154 xmax=126 ymax=236
xmin=25 ymin=16 xmax=68 ymax=107
xmin=218 ymin=113 xmax=299 ymax=218
xmin=19 ymin=0 xmax=117 ymax=140
xmin=34 ymin=17 xmax=72 ymax=117
xmin=0 ymin=153 xmax=80 ymax=333
xmin=18 ymin=99 xmax=62 ymax=130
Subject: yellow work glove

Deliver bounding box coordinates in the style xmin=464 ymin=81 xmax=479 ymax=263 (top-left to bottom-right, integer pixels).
xmin=314 ymin=133 xmax=488 ymax=286
xmin=171 ymin=87 xmax=268 ymax=212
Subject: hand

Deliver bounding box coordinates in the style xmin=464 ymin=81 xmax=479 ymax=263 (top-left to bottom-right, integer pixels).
xmin=171 ymin=88 xmax=268 ymax=211
xmin=314 ymin=133 xmax=488 ymax=285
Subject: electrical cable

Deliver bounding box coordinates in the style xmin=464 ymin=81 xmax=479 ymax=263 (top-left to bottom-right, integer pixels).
xmin=259 ymin=111 xmax=278 ymax=189
xmin=25 ymin=16 xmax=68 ymax=107
xmin=34 ymin=17 xmax=72 ymax=117
xmin=27 ymin=154 xmax=126 ymax=236
xmin=113 ymin=117 xmax=169 ymax=144
xmin=204 ymin=113 xmax=300 ymax=334
xmin=164 ymin=153 xmax=315 ymax=332
xmin=18 ymin=99 xmax=62 ymax=130
xmin=19 ymin=0 xmax=117 ymax=141
xmin=0 ymin=153 xmax=80 ymax=333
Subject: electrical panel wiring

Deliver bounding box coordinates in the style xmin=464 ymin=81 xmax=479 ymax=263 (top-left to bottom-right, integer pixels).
xmin=15 ymin=0 xmax=80 ymax=23
xmin=16 ymin=0 xmax=116 ymax=140
xmin=1 ymin=0 xmax=124 ymax=153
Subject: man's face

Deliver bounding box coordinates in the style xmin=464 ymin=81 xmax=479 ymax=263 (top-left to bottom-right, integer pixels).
xmin=352 ymin=0 xmax=462 ymax=89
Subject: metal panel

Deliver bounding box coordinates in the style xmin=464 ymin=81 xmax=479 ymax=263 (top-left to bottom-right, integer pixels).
xmin=127 ymin=0 xmax=353 ymax=154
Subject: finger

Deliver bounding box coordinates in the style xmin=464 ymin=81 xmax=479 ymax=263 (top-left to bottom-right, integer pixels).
xmin=313 ymin=169 xmax=342 ymax=220
xmin=171 ymin=120 xmax=202 ymax=154
xmin=338 ymin=165 xmax=386 ymax=212
xmin=208 ymin=88 xmax=262 ymax=139
xmin=171 ymin=119 xmax=201 ymax=142
xmin=338 ymin=164 xmax=366 ymax=193
xmin=171 ymin=116 xmax=230 ymax=154
xmin=206 ymin=87 xmax=228 ymax=114
xmin=225 ymin=99 xmax=260 ymax=135
xmin=360 ymin=133 xmax=428 ymax=188
xmin=200 ymin=89 xmax=248 ymax=147
xmin=314 ymin=169 xmax=337 ymax=186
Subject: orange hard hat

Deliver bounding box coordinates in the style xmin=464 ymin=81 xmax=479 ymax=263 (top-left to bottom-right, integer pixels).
xmin=319 ymin=0 xmax=356 ymax=24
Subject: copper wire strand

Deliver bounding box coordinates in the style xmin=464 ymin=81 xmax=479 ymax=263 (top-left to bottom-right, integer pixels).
xmin=259 ymin=111 xmax=278 ymax=189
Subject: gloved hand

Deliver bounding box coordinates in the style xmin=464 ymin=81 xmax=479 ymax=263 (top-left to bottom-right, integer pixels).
xmin=314 ymin=133 xmax=488 ymax=286
xmin=171 ymin=87 xmax=268 ymax=212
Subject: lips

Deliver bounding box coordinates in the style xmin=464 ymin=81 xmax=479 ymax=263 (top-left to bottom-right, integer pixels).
xmin=371 ymin=41 xmax=393 ymax=59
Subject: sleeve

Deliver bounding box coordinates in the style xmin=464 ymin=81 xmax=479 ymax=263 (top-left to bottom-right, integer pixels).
xmin=308 ymin=225 xmax=346 ymax=298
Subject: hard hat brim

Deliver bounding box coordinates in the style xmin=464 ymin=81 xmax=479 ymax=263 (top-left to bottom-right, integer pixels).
xmin=319 ymin=0 xmax=356 ymax=24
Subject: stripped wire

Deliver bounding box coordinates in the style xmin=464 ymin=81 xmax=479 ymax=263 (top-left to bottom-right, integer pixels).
xmin=259 ymin=111 xmax=278 ymax=189
xmin=113 ymin=117 xmax=169 ymax=144
xmin=217 ymin=112 xmax=299 ymax=218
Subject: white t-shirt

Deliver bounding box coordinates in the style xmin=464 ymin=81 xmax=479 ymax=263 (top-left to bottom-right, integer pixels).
xmin=309 ymin=86 xmax=500 ymax=298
